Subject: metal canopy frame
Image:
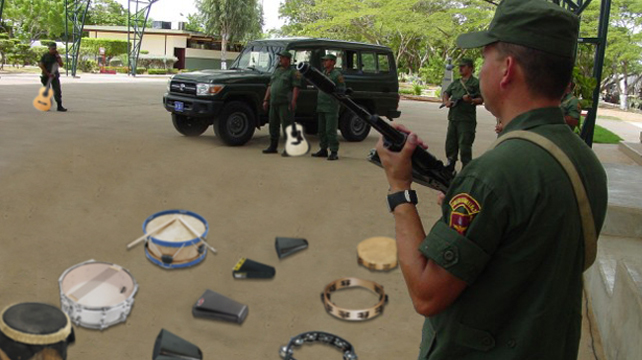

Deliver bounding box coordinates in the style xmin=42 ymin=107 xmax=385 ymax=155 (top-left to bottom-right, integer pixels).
xmin=554 ymin=0 xmax=612 ymax=147
xmin=65 ymin=0 xmax=92 ymax=77
xmin=127 ymin=0 xmax=158 ymax=76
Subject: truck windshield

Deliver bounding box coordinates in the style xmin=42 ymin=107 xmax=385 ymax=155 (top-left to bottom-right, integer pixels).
xmin=231 ymin=46 xmax=280 ymax=72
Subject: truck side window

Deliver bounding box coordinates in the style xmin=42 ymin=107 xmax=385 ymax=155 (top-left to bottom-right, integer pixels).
xmin=325 ymin=49 xmax=344 ymax=69
xmin=362 ymin=52 xmax=376 ymax=73
xmin=345 ymin=50 xmax=359 ymax=73
xmin=378 ymin=54 xmax=390 ymax=73
xmin=291 ymin=49 xmax=312 ymax=66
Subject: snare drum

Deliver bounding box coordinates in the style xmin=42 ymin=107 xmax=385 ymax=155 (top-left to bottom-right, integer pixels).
xmin=58 ymin=260 xmax=138 ymax=330
xmin=0 ymin=302 xmax=75 ymax=360
xmin=143 ymin=210 xmax=209 ymax=269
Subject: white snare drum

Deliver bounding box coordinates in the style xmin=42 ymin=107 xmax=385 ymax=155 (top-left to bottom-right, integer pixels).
xmin=58 ymin=260 xmax=138 ymax=330
xmin=143 ymin=210 xmax=209 ymax=269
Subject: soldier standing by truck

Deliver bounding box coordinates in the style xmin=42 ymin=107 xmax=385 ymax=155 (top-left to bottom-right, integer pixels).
xmin=262 ymin=50 xmax=301 ymax=156
xmin=311 ymin=54 xmax=345 ymax=161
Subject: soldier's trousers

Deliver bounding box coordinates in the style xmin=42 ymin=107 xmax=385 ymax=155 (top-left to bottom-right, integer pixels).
xmin=269 ymin=103 xmax=293 ymax=142
xmin=40 ymin=76 xmax=62 ymax=105
xmin=445 ymin=120 xmax=476 ymax=168
xmin=317 ymin=111 xmax=339 ymax=152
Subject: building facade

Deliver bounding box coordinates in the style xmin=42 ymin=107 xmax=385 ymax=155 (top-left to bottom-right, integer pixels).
xmin=83 ymin=25 xmax=242 ymax=70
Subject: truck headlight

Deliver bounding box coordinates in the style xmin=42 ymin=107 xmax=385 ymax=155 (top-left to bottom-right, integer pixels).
xmin=196 ymin=83 xmax=225 ymax=96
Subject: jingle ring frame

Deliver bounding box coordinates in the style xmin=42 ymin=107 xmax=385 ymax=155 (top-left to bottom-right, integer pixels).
xmin=279 ymin=331 xmax=357 ymax=360
xmin=320 ymin=277 xmax=388 ymax=321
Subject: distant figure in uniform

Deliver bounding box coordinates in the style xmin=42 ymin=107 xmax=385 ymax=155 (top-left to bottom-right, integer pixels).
xmin=375 ymin=0 xmax=608 ymax=359
xmin=262 ymin=50 xmax=301 ymax=155
xmin=442 ymin=58 xmax=483 ymax=172
xmin=38 ymin=43 xmax=67 ymax=112
xmin=311 ymin=53 xmax=345 ymax=161
xmin=561 ymin=81 xmax=581 ymax=131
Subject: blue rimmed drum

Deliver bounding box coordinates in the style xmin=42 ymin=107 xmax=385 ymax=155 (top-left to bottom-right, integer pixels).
xmin=143 ymin=210 xmax=209 ymax=269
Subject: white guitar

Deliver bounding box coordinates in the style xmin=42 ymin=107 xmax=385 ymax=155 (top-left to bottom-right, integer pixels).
xmin=284 ymin=122 xmax=310 ymax=156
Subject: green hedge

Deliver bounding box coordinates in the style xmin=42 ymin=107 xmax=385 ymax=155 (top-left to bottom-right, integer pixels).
xmin=148 ymin=69 xmax=168 ymax=75
xmin=81 ymin=38 xmax=128 ymax=57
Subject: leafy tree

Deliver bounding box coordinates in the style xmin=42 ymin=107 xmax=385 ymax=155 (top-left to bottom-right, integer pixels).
xmin=184 ymin=13 xmax=205 ymax=33
xmin=196 ymin=0 xmax=263 ymax=69
xmin=2 ymin=0 xmax=66 ymax=42
xmin=85 ymin=0 xmax=128 ymax=26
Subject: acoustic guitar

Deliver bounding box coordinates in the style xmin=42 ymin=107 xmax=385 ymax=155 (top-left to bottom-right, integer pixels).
xmin=284 ymin=122 xmax=310 ymax=156
xmin=33 ymin=64 xmax=58 ymax=112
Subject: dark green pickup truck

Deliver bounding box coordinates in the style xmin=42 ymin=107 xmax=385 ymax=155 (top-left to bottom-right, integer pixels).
xmin=162 ymin=38 xmax=401 ymax=146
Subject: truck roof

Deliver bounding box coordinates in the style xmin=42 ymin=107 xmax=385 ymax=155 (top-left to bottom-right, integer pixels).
xmin=246 ymin=37 xmax=393 ymax=53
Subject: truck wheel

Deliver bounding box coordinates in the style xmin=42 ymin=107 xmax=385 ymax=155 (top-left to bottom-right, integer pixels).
xmin=339 ymin=110 xmax=371 ymax=142
xmin=214 ymin=101 xmax=256 ymax=146
xmin=172 ymin=114 xmax=209 ymax=136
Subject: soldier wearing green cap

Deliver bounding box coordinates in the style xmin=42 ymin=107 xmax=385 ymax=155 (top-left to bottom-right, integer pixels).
xmin=442 ymin=58 xmax=483 ymax=172
xmin=262 ymin=50 xmax=302 ymax=155
xmin=375 ymin=0 xmax=608 ymax=359
xmin=311 ymin=53 xmax=345 ymax=161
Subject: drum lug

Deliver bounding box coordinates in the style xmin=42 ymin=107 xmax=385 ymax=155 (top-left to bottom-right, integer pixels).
xmin=161 ymin=255 xmax=174 ymax=264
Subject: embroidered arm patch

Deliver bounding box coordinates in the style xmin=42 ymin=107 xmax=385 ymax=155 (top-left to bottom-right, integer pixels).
xmin=448 ymin=193 xmax=481 ymax=235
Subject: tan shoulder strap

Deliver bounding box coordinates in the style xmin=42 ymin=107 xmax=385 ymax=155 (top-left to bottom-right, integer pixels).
xmin=459 ymin=78 xmax=471 ymax=95
xmin=490 ymin=130 xmax=597 ymax=271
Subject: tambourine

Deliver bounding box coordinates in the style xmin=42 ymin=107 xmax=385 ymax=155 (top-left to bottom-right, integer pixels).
xmin=356 ymin=236 xmax=397 ymax=271
xmin=320 ymin=277 xmax=388 ymax=321
xmin=279 ymin=331 xmax=357 ymax=360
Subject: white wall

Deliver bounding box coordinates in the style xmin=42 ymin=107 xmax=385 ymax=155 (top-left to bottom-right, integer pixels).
xmin=185 ymin=48 xmax=240 ymax=61
xmin=87 ymin=31 xmax=188 ymax=56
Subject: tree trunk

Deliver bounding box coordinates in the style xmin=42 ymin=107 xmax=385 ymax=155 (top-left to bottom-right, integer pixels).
xmin=620 ymin=62 xmax=628 ymax=110
xmin=221 ymin=32 xmax=228 ymax=70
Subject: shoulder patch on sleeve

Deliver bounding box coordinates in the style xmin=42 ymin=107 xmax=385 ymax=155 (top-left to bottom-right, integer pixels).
xmin=448 ymin=193 xmax=481 ymax=235
xmin=337 ymin=74 xmax=345 ymax=83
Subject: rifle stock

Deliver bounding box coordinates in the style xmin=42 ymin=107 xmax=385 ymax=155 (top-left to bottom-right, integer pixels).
xmin=296 ymin=62 xmax=453 ymax=192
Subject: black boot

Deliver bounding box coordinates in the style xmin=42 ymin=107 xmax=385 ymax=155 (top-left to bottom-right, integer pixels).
xmin=327 ymin=151 xmax=339 ymax=161
xmin=445 ymin=159 xmax=456 ymax=172
xmin=281 ymin=150 xmax=289 ymax=157
xmin=311 ymin=149 xmax=328 ymax=158
xmin=57 ymin=104 xmax=67 ymax=112
xmin=262 ymin=140 xmax=278 ymax=154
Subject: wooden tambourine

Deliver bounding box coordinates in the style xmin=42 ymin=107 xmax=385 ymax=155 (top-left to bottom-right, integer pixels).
xmin=357 ymin=236 xmax=398 ymax=271
xmin=321 ymin=277 xmax=388 ymax=321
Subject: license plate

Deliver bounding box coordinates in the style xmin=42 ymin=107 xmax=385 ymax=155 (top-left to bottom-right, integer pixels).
xmin=174 ymin=101 xmax=184 ymax=112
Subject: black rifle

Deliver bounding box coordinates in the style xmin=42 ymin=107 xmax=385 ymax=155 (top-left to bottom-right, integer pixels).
xmin=296 ymin=62 xmax=454 ymax=192
xmin=439 ymin=96 xmax=461 ymax=109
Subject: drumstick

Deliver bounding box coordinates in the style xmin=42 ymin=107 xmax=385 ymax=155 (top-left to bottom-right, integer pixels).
xmin=177 ymin=217 xmax=217 ymax=254
xmin=126 ymin=217 xmax=178 ymax=250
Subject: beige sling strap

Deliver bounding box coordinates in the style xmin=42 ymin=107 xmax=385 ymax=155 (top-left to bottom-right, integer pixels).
xmin=490 ymin=130 xmax=597 ymax=271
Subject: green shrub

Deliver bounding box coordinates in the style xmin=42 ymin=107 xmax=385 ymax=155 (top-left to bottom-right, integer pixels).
xmin=399 ymin=88 xmax=414 ymax=95
xmin=137 ymin=54 xmax=178 ymax=69
xmin=78 ymin=59 xmax=98 ymax=72
xmin=148 ymin=68 xmax=169 ymax=75
xmin=168 ymin=68 xmax=178 ymax=74
xmin=413 ymin=83 xmax=422 ymax=96
xmin=140 ymin=50 xmax=149 ymax=54
xmin=136 ymin=67 xmax=146 ymax=74
xmin=80 ymin=38 xmax=128 ymax=57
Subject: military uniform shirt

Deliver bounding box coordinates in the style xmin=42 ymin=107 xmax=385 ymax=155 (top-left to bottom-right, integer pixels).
xmin=417 ymin=107 xmax=608 ymax=359
xmin=269 ymin=65 xmax=302 ymax=105
xmin=444 ymin=76 xmax=480 ymax=122
xmin=40 ymin=53 xmax=60 ymax=75
xmin=561 ymin=92 xmax=581 ymax=119
xmin=317 ymin=68 xmax=345 ymax=113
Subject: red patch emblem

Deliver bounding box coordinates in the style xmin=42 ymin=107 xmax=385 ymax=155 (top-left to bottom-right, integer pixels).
xmin=448 ymin=193 xmax=481 ymax=235
xmin=197 ymin=298 xmax=204 ymax=307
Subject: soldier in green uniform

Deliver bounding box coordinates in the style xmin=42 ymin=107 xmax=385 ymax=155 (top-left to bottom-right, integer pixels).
xmin=262 ymin=50 xmax=301 ymax=155
xmin=375 ymin=0 xmax=608 ymax=359
xmin=38 ymin=43 xmax=67 ymax=112
xmin=442 ymin=58 xmax=483 ymax=172
xmin=311 ymin=54 xmax=345 ymax=161
xmin=561 ymin=82 xmax=581 ymax=131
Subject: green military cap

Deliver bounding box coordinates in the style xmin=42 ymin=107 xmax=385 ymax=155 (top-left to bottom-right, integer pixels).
xmin=458 ymin=58 xmax=474 ymax=67
xmin=277 ymin=50 xmax=292 ymax=59
xmin=321 ymin=54 xmax=337 ymax=61
xmin=457 ymin=0 xmax=579 ymax=58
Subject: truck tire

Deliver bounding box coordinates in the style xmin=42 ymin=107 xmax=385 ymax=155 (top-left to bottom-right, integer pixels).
xmin=214 ymin=101 xmax=256 ymax=146
xmin=172 ymin=114 xmax=210 ymax=136
xmin=339 ymin=109 xmax=371 ymax=142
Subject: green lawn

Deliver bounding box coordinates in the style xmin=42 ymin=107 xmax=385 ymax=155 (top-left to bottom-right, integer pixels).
xmin=593 ymin=124 xmax=623 ymax=144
